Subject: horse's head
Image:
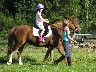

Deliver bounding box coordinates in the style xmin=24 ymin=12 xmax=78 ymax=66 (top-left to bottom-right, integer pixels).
xmin=50 ymin=17 xmax=81 ymax=37
xmin=66 ymin=17 xmax=81 ymax=34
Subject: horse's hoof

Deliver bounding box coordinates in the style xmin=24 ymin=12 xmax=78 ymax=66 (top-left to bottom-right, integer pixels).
xmin=19 ymin=62 xmax=23 ymax=65
xmin=7 ymin=62 xmax=12 ymax=65
xmin=64 ymin=59 xmax=68 ymax=65
xmin=54 ymin=60 xmax=58 ymax=65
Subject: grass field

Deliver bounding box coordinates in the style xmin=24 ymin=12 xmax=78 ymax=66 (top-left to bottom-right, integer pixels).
xmin=0 ymin=47 xmax=96 ymax=72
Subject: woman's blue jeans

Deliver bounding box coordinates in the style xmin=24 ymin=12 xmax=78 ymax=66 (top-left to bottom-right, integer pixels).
xmin=63 ymin=41 xmax=71 ymax=58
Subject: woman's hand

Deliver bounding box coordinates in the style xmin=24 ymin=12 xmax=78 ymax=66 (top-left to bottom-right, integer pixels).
xmin=44 ymin=19 xmax=49 ymax=23
xmin=74 ymin=41 xmax=78 ymax=45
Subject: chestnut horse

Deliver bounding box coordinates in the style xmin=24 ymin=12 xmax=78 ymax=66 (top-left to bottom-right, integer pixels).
xmin=7 ymin=18 xmax=81 ymax=65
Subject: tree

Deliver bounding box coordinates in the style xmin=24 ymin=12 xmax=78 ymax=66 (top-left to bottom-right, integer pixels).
xmin=2 ymin=0 xmax=19 ymax=19
xmin=0 ymin=0 xmax=96 ymax=34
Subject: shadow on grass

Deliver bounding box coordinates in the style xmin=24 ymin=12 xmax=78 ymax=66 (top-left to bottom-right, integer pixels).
xmin=0 ymin=56 xmax=19 ymax=64
xmin=23 ymin=56 xmax=52 ymax=65
xmin=0 ymin=56 xmax=8 ymax=64
xmin=22 ymin=56 xmax=37 ymax=63
xmin=0 ymin=56 xmax=37 ymax=64
xmin=0 ymin=56 xmax=53 ymax=65
xmin=30 ymin=62 xmax=53 ymax=66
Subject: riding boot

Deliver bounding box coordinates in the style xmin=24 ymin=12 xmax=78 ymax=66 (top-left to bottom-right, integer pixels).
xmin=39 ymin=35 xmax=43 ymax=42
xmin=67 ymin=57 xmax=71 ymax=66
xmin=54 ymin=56 xmax=65 ymax=65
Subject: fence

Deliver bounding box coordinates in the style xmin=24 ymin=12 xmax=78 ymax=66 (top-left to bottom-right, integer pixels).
xmin=72 ymin=34 xmax=96 ymax=48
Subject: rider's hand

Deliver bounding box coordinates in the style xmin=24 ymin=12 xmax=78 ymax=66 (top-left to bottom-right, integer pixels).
xmin=45 ymin=19 xmax=49 ymax=21
xmin=46 ymin=20 xmax=49 ymax=23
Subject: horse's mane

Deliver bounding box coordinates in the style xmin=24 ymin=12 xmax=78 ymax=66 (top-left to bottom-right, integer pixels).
xmin=50 ymin=20 xmax=63 ymax=29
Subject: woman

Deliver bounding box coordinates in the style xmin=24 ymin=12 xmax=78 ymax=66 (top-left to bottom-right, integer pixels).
xmin=54 ymin=20 xmax=77 ymax=66
xmin=36 ymin=4 xmax=49 ymax=42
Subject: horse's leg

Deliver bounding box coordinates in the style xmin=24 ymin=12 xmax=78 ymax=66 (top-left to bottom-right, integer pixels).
xmin=7 ymin=39 xmax=13 ymax=65
xmin=7 ymin=44 xmax=18 ymax=65
xmin=42 ymin=47 xmax=54 ymax=64
xmin=54 ymin=40 xmax=66 ymax=64
xmin=54 ymin=46 xmax=67 ymax=65
xmin=17 ymin=44 xmax=25 ymax=65
xmin=7 ymin=51 xmax=14 ymax=65
xmin=7 ymin=43 xmax=23 ymax=65
xmin=57 ymin=44 xmax=65 ymax=56
xmin=49 ymin=50 xmax=54 ymax=61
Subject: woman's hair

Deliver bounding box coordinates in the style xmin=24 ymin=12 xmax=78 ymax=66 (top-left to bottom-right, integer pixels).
xmin=63 ymin=20 xmax=69 ymax=27
xmin=64 ymin=20 xmax=69 ymax=25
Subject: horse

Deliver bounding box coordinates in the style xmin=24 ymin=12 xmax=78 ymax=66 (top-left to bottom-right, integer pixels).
xmin=7 ymin=17 xmax=81 ymax=65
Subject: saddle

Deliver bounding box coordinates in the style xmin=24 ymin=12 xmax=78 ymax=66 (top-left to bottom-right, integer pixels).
xmin=33 ymin=23 xmax=52 ymax=38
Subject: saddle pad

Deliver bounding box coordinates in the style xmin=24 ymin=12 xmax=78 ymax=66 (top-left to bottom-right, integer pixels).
xmin=33 ymin=26 xmax=52 ymax=37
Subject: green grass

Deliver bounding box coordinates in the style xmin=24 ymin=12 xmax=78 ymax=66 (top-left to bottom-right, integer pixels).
xmin=0 ymin=47 xmax=96 ymax=72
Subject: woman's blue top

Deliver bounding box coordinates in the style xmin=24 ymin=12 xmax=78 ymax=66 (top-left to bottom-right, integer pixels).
xmin=63 ymin=27 xmax=70 ymax=41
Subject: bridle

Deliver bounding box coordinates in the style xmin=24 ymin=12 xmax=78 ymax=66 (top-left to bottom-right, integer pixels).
xmin=51 ymin=19 xmax=81 ymax=32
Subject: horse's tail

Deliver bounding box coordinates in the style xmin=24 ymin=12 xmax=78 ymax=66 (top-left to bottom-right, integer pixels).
xmin=7 ymin=27 xmax=16 ymax=56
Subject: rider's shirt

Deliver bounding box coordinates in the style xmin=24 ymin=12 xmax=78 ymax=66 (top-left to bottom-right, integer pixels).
xmin=36 ymin=11 xmax=43 ymax=25
xmin=63 ymin=27 xmax=70 ymax=41
xmin=36 ymin=11 xmax=44 ymax=29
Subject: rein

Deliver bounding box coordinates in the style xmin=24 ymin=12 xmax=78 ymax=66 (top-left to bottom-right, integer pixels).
xmin=50 ymin=21 xmax=63 ymax=30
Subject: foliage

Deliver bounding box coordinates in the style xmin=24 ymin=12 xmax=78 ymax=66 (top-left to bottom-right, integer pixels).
xmin=0 ymin=12 xmax=15 ymax=35
xmin=0 ymin=0 xmax=96 ymax=34
xmin=0 ymin=12 xmax=27 ymax=36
